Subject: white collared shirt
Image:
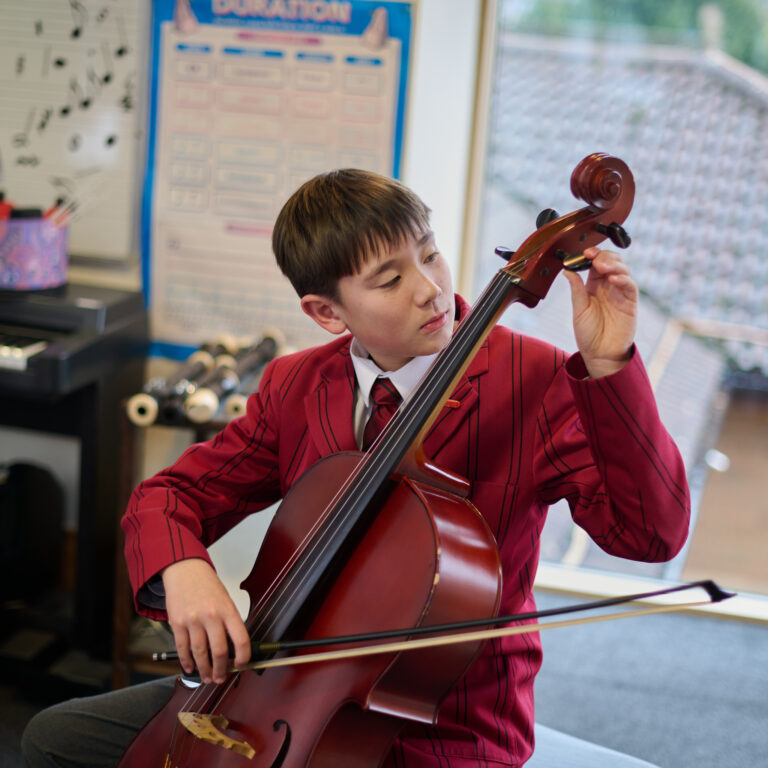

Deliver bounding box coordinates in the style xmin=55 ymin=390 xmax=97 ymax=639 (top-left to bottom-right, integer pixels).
xmin=349 ymin=337 xmax=438 ymax=449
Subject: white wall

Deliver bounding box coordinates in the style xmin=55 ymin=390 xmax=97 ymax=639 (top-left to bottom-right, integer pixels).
xmin=402 ymin=0 xmax=483 ymax=279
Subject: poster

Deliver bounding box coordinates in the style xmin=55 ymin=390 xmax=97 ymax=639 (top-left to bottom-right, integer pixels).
xmin=145 ymin=0 xmax=414 ymax=356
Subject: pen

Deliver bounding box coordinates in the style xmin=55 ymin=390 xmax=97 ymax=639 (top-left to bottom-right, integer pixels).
xmin=43 ymin=196 xmax=66 ymax=219
xmin=0 ymin=192 xmax=13 ymax=220
xmin=47 ymin=200 xmax=78 ymax=227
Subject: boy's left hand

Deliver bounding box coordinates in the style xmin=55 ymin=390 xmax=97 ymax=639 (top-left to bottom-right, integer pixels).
xmin=563 ymin=247 xmax=638 ymax=379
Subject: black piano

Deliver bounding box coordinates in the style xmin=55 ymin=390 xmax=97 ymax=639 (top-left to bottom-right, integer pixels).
xmin=0 ymin=284 xmax=148 ymax=662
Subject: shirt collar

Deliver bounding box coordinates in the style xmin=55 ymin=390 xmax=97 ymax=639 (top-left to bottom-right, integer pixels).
xmin=349 ymin=337 xmax=438 ymax=407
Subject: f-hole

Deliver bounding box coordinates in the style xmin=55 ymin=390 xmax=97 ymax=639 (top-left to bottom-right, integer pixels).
xmin=268 ymin=720 xmax=291 ymax=768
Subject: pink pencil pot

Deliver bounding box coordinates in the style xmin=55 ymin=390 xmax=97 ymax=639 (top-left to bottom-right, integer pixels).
xmin=0 ymin=215 xmax=68 ymax=291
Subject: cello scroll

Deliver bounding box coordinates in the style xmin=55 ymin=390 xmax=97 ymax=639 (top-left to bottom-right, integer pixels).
xmin=500 ymin=152 xmax=635 ymax=290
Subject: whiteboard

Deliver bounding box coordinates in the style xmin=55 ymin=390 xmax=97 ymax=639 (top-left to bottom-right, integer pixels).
xmin=0 ymin=0 xmax=147 ymax=259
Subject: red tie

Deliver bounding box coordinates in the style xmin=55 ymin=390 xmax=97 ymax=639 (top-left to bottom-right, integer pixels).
xmin=363 ymin=378 xmax=401 ymax=450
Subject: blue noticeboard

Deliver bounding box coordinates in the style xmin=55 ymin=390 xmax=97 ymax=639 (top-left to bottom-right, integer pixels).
xmin=144 ymin=0 xmax=413 ymax=357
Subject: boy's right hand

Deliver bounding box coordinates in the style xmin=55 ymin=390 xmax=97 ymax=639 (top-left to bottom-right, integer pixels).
xmin=161 ymin=558 xmax=251 ymax=684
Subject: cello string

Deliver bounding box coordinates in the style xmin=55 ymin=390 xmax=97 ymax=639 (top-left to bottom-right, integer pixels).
xmin=254 ymin=207 xmax=558 ymax=638
xmin=181 ymin=267 xmax=530 ymax=714
xmin=165 ymin=295 xmax=487 ymax=713
xmin=167 ymin=685 xmax=200 ymax=764
xmin=241 ymin=273 xmax=515 ymax=645
xmin=168 ymin=271 xmax=528 ymax=733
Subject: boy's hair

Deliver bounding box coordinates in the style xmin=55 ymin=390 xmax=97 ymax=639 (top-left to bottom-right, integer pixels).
xmin=272 ymin=168 xmax=431 ymax=299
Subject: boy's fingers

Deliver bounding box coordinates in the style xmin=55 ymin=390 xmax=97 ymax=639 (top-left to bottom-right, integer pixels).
xmin=227 ymin=618 xmax=253 ymax=668
xmin=563 ymin=268 xmax=588 ymax=314
xmin=608 ymin=273 xmax=638 ymax=296
xmin=587 ymin=249 xmax=629 ymax=275
xmin=207 ymin=625 xmax=232 ymax=682
xmin=172 ymin=629 xmax=193 ymax=674
xmin=188 ymin=625 xmax=213 ymax=682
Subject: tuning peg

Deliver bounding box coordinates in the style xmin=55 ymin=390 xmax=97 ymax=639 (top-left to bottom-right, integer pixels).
xmin=536 ymin=208 xmax=559 ymax=228
xmin=494 ymin=246 xmax=515 ymax=262
xmin=595 ymin=222 xmax=631 ymax=249
xmin=559 ymin=251 xmax=592 ymax=272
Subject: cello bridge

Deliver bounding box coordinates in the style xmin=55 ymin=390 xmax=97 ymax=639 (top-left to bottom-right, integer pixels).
xmin=177 ymin=711 xmax=259 ymax=759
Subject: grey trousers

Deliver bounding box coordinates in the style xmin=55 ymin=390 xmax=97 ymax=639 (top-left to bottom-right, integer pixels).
xmin=21 ymin=676 xmax=659 ymax=767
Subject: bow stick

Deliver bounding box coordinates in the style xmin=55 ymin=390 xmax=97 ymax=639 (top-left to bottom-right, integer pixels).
xmin=153 ymin=580 xmax=733 ymax=671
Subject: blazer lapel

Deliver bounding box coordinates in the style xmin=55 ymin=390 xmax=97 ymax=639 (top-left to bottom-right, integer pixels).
xmin=304 ymin=344 xmax=359 ymax=457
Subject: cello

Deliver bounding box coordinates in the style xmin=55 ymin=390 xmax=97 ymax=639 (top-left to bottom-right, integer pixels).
xmin=118 ymin=153 xmax=635 ymax=768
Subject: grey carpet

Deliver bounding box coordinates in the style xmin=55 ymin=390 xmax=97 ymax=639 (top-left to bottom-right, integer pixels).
xmin=533 ymin=590 xmax=768 ymax=767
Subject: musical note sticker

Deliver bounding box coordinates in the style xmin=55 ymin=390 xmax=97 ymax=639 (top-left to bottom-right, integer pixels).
xmin=69 ymin=0 xmax=88 ymax=39
xmin=12 ymin=109 xmax=35 ymax=148
xmin=37 ymin=108 xmax=53 ymax=134
xmin=119 ymin=73 xmax=135 ymax=112
xmin=100 ymin=41 xmax=114 ymax=84
xmin=115 ymin=13 xmax=130 ymax=57
xmin=60 ymin=81 xmax=76 ymax=117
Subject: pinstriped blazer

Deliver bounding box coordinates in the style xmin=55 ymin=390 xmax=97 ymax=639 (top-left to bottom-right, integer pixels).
xmin=123 ymin=295 xmax=689 ymax=767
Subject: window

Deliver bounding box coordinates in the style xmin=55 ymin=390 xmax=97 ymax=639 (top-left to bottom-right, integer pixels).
xmin=466 ymin=0 xmax=768 ymax=600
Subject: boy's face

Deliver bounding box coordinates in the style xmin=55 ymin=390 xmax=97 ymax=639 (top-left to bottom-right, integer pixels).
xmin=301 ymin=230 xmax=454 ymax=371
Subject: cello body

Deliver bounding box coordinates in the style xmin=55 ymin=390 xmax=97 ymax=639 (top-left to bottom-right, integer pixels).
xmin=118 ymin=452 xmax=502 ymax=767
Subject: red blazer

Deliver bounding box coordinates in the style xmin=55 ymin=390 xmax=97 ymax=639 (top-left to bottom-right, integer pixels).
xmin=123 ymin=295 xmax=689 ymax=767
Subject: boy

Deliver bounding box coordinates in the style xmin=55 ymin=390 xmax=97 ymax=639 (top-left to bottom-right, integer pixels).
xmin=23 ymin=169 xmax=689 ymax=767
